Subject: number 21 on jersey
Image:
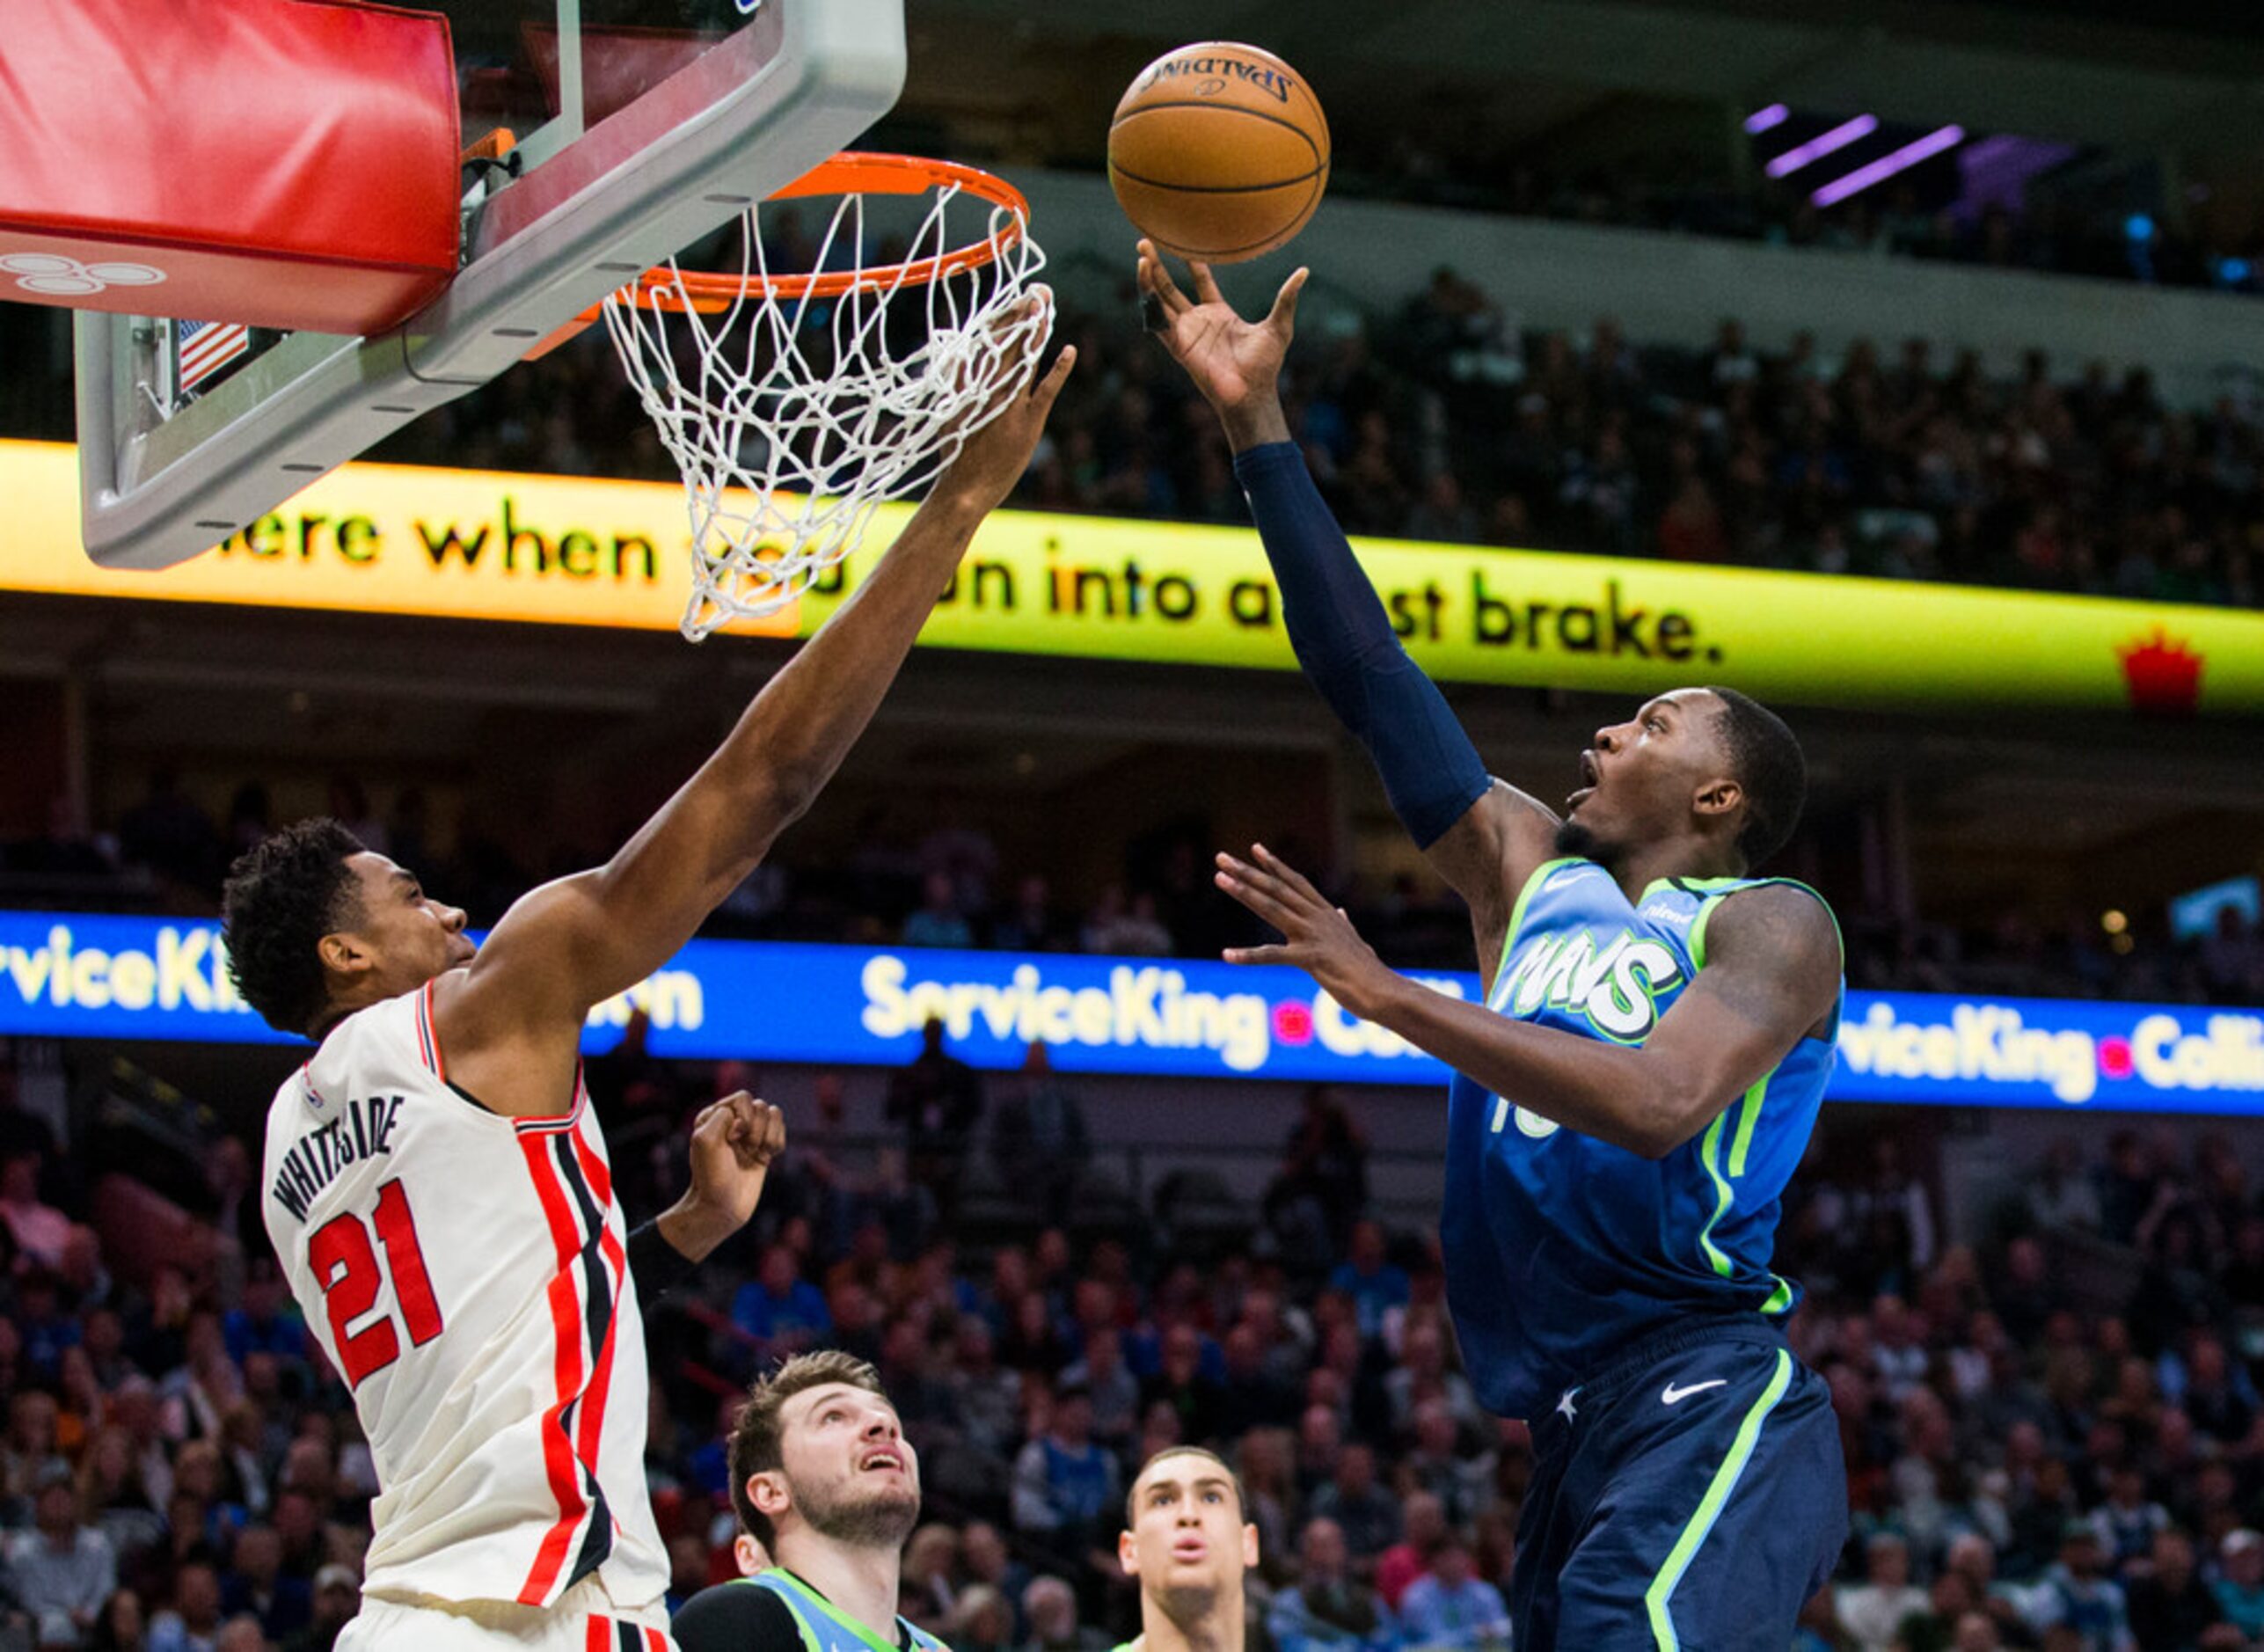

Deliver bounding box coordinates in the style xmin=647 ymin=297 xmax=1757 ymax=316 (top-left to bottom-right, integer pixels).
xmin=308 ymin=1178 xmax=444 ymax=1386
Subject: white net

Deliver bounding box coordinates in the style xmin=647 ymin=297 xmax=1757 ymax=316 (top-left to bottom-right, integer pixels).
xmin=601 ymin=163 xmax=1052 ymax=641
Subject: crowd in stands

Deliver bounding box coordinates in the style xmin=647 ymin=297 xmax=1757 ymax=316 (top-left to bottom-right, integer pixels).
xmin=11 ymin=1000 xmax=2264 ymax=1652
xmin=1017 ymin=280 xmax=2260 ymax=610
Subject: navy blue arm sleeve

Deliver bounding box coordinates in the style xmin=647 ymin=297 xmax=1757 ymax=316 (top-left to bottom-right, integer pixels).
xmin=1232 ymin=442 xmax=1491 ymax=848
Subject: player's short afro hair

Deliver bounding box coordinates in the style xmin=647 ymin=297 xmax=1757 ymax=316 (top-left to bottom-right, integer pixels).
xmin=222 ymin=818 xmax=367 ymax=1037
xmin=1701 ymin=687 xmax=1806 ymax=870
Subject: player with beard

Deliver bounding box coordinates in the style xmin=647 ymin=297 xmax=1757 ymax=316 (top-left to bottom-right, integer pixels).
xmin=674 ymin=1352 xmax=943 ymax=1652
xmin=1114 ymin=1448 xmax=1258 ymax=1652
xmin=1141 ymin=241 xmax=1848 ymax=1651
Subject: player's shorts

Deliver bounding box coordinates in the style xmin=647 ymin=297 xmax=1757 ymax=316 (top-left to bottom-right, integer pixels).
xmin=340 ymin=1574 xmax=676 ymax=1652
xmin=1509 ymin=1316 xmax=1847 ymax=1652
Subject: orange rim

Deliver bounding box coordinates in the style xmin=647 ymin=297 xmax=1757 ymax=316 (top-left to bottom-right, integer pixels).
xmin=624 ymin=152 xmax=1029 ymax=307
xmin=523 ymin=153 xmax=1032 ymax=358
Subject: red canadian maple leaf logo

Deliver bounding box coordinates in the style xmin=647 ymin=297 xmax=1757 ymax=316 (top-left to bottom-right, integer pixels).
xmin=2116 ymin=626 xmax=2204 ymax=716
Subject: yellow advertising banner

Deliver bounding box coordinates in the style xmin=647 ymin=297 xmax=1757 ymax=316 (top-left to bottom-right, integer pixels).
xmin=7 ymin=439 xmax=2260 ymax=716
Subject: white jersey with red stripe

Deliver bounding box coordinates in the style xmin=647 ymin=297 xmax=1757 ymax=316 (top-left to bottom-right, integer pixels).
xmin=262 ymin=979 xmax=668 ymax=1613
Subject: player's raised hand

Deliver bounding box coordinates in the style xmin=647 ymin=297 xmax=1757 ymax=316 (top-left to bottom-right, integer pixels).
xmin=1137 ymin=239 xmax=1306 ymax=443
xmin=935 ymin=289 xmax=1077 ymax=514
xmin=675 ymin=1091 xmax=785 ymax=1251
xmin=1215 ymin=843 xmax=1397 ymax=1019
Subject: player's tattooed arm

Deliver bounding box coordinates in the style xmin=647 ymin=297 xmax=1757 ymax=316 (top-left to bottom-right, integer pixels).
xmin=1217 ymin=851 xmax=1837 ymax=1159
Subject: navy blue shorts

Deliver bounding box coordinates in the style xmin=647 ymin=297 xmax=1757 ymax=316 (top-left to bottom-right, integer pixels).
xmin=1509 ymin=1318 xmax=1848 ymax=1651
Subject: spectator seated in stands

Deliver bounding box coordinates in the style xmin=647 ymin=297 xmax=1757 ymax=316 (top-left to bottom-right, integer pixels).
xmin=1011 ymin=1384 xmax=1121 ymax=1570
xmin=1394 ymin=1539 xmax=1508 ymax=1651
xmin=1269 ymin=1517 xmax=1397 ymax=1652
xmin=2024 ymin=1523 xmax=2134 ymax=1649
xmin=1060 ymin=1329 xmax=1141 ymax=1450
xmin=902 ymin=871 xmax=975 ymax=950
xmin=149 ymin=1561 xmax=226 ymax=1652
xmin=2212 ymin=1531 xmax=2264 ymax=1641
xmin=1140 ymin=1325 xmax=1225 ymax=1451
xmin=218 ymin=1263 xmax=306 ymax=1370
xmin=1307 ymin=1444 xmax=1402 ymax=1569
xmin=729 ymin=1244 xmax=834 ymax=1363
xmin=1328 ymin=1224 xmax=1410 ymax=1343
xmin=280 ymin=1565 xmax=361 ymax=1652
xmin=1374 ymin=1491 xmax=1446 ymax=1612
xmin=1835 ymin=1532 xmax=1931 ymax=1652
xmin=219 ymin=1523 xmax=309 ymax=1645
xmin=2122 ymin=1528 xmax=2226 ymax=1650
xmin=5 ymin=1466 xmax=117 ymax=1649
xmin=1020 ymin=1575 xmax=1106 ymax=1652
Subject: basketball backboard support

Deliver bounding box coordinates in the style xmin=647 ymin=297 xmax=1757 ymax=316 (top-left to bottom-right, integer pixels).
xmin=75 ymin=0 xmax=905 ymax=570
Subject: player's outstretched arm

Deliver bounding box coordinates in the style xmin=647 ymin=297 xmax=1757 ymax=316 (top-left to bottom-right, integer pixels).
xmin=1139 ymin=244 xmax=1557 ymax=982
xmin=442 ymin=325 xmax=1075 ymax=1114
xmin=1216 ymin=845 xmax=1838 ymax=1159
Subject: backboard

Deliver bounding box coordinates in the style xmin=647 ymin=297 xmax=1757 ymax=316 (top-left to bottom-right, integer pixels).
xmin=75 ymin=0 xmax=905 ymax=569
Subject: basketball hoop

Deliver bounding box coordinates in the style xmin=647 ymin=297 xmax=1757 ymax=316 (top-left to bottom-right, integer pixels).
xmin=593 ymin=152 xmax=1052 ymax=641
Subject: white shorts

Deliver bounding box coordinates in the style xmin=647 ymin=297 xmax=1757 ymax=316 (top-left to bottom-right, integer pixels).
xmin=340 ymin=1575 xmax=676 ymax=1652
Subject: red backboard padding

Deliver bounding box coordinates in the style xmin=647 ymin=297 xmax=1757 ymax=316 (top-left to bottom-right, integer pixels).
xmin=0 ymin=0 xmax=458 ymax=335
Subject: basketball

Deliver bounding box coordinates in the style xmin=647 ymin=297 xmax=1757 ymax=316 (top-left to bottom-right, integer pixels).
xmin=1107 ymin=41 xmax=1329 ymax=264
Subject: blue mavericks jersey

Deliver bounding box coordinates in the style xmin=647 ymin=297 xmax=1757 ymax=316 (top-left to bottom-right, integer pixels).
xmin=1442 ymin=857 xmax=1842 ymax=1420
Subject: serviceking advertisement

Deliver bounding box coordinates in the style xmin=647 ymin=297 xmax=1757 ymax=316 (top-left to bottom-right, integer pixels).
xmin=3 ymin=911 xmax=2259 ymax=1114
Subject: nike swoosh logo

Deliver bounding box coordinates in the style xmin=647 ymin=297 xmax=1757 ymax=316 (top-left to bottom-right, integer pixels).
xmin=1661 ymin=1379 xmax=1728 ymax=1405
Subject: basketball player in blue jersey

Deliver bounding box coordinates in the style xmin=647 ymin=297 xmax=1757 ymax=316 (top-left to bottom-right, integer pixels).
xmin=1140 ymin=243 xmax=1848 ymax=1650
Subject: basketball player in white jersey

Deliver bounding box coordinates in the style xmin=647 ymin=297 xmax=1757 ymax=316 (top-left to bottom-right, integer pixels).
xmin=223 ymin=332 xmax=1075 ymax=1652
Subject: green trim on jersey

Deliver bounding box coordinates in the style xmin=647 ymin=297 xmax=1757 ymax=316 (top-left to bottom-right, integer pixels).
xmin=1643 ymin=1349 xmax=1795 ymax=1649
xmin=1640 ymin=874 xmax=1742 ymax=907
xmin=1684 ymin=887 xmax=1818 ymax=1314
xmin=1497 ymin=858 xmax=1584 ymax=992
xmin=1687 ymin=877 xmax=1841 ymax=973
xmin=749 ymin=1569 xmax=948 ymax=1652
xmin=1727 ymin=1078 xmax=1768 ymax=1178
xmin=1695 ymin=1092 xmax=1749 ymax=1279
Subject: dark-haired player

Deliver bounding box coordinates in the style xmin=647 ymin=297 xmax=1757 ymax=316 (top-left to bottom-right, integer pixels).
xmin=1114 ymin=1447 xmax=1260 ymax=1652
xmin=672 ymin=1351 xmax=944 ymax=1652
xmin=1141 ymin=242 xmax=1846 ymax=1651
xmin=224 ymin=338 xmax=1073 ymax=1651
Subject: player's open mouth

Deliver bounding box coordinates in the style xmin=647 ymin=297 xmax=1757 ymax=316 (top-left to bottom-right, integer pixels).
xmin=860 ymin=1449 xmax=904 ymax=1473
xmin=1567 ymin=749 xmax=1601 ymax=812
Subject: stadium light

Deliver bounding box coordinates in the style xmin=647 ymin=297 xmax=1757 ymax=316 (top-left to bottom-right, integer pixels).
xmin=1811 ymin=125 xmax=1965 ymax=207
xmin=1744 ymin=104 xmax=1789 ymax=134
xmin=1763 ymin=114 xmax=1879 ymax=179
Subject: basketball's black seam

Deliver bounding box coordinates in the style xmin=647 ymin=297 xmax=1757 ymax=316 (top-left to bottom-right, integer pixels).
xmin=1139 ymin=171 xmax=1329 ymax=259
xmin=1110 ymin=162 xmax=1328 ymax=195
xmin=1110 ymin=98 xmax=1326 ymax=166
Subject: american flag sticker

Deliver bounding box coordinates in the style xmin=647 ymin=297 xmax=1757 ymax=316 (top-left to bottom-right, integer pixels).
xmin=177 ymin=318 xmax=251 ymax=390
